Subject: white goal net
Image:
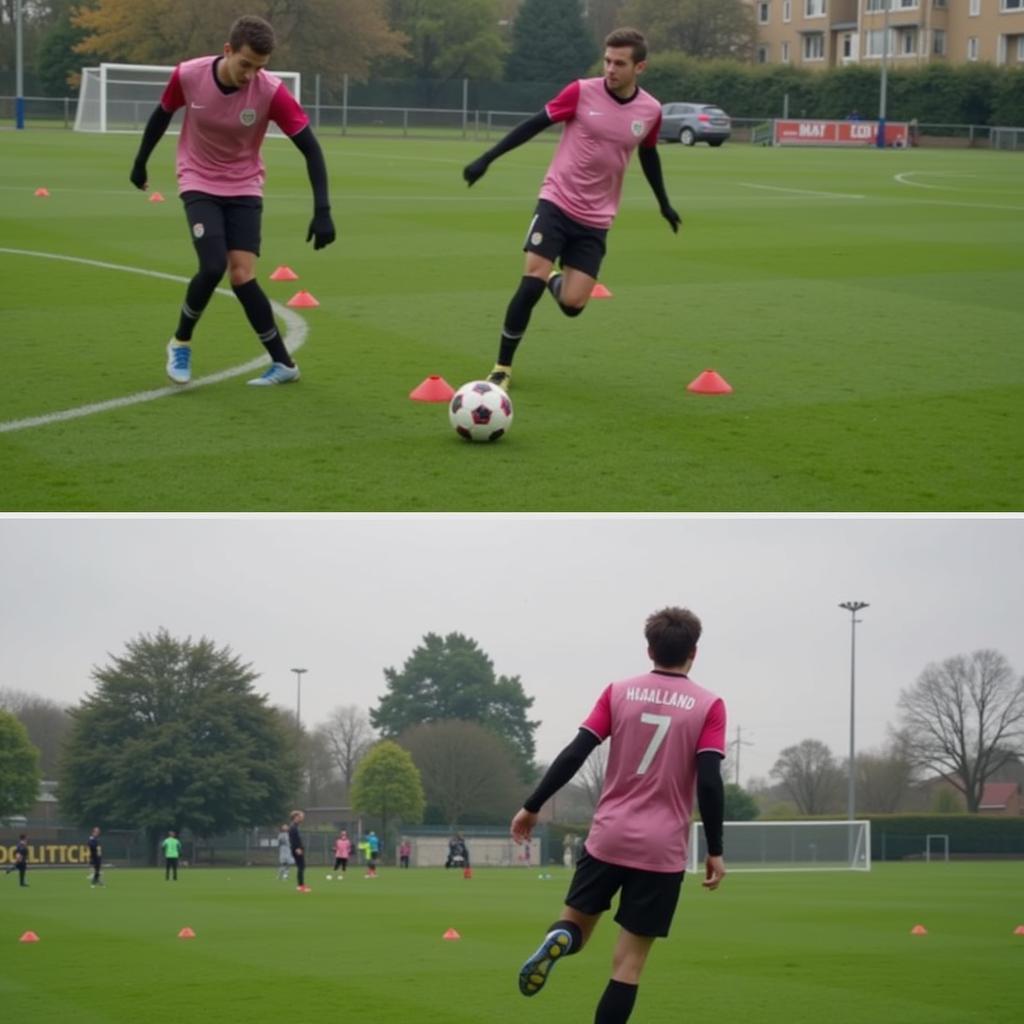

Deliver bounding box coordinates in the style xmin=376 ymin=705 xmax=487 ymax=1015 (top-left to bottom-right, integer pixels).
xmin=689 ymin=819 xmax=871 ymax=873
xmin=74 ymin=63 xmax=301 ymax=136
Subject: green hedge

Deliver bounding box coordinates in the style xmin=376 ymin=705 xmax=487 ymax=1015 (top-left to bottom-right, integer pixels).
xmin=869 ymin=814 xmax=1024 ymax=860
xmin=640 ymin=54 xmax=1024 ymax=126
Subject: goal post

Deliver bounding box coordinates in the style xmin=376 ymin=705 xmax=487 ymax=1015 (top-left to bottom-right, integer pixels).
xmin=689 ymin=820 xmax=871 ymax=873
xmin=74 ymin=63 xmax=301 ymax=135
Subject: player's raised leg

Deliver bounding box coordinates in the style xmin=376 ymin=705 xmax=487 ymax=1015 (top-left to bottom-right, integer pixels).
xmin=487 ymin=250 xmax=554 ymax=390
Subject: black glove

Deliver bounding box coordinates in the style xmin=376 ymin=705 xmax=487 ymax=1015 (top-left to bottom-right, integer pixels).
xmin=463 ymin=157 xmax=490 ymax=187
xmin=130 ymin=161 xmax=148 ymax=191
xmin=306 ymin=207 xmax=336 ymax=250
xmin=660 ymin=204 xmax=681 ymax=234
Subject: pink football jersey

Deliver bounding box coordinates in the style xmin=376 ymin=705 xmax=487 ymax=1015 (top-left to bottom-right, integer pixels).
xmin=581 ymin=671 xmax=726 ymax=872
xmin=160 ymin=56 xmax=309 ymax=197
xmin=539 ymin=77 xmax=662 ymax=229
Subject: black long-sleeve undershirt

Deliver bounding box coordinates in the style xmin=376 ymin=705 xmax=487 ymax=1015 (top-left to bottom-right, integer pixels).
xmin=289 ymin=124 xmax=331 ymax=210
xmin=133 ymin=105 xmax=173 ymax=168
xmin=637 ymin=144 xmax=672 ymax=210
xmin=474 ymin=109 xmax=554 ymax=167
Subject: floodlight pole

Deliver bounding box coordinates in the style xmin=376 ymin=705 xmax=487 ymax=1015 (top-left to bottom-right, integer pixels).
xmin=15 ymin=0 xmax=25 ymax=129
xmin=839 ymin=602 xmax=869 ymax=822
xmin=291 ymin=668 xmax=307 ymax=733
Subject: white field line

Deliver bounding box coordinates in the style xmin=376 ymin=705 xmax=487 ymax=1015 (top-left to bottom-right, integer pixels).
xmin=737 ymin=181 xmax=865 ymax=199
xmin=0 ymin=248 xmax=308 ymax=435
xmin=893 ymin=170 xmax=977 ymax=190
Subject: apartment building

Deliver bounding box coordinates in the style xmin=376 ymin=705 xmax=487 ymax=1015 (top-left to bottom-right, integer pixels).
xmin=754 ymin=0 xmax=1024 ymax=69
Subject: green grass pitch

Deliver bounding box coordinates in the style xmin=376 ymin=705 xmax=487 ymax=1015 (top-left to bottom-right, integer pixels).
xmin=1 ymin=131 xmax=1021 ymax=510
xmin=2 ymin=862 xmax=1021 ymax=1022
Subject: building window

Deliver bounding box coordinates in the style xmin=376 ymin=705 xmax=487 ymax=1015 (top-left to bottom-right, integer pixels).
xmin=933 ymin=0 xmax=946 ymax=8
xmin=865 ymin=28 xmax=893 ymax=57
xmin=969 ymin=0 xmax=980 ymax=15
xmin=843 ymin=33 xmax=854 ymax=58
xmin=782 ymin=40 xmax=791 ymax=62
xmin=759 ymin=1 xmax=771 ymax=23
xmin=933 ymin=29 xmax=947 ymax=54
xmin=803 ymin=32 xmax=825 ymax=59
xmin=757 ymin=44 xmax=770 ymax=62
xmin=900 ymin=28 xmax=918 ymax=54
xmin=967 ymin=36 xmax=979 ymax=60
xmin=1001 ymin=0 xmax=1024 ymax=11
xmin=896 ymin=0 xmax=918 ymax=9
xmin=1018 ymin=35 xmax=1024 ymax=58
xmin=805 ymin=0 xmax=826 ymax=17
xmin=784 ymin=0 xmax=792 ymax=22
xmin=866 ymin=0 xmax=886 ymax=11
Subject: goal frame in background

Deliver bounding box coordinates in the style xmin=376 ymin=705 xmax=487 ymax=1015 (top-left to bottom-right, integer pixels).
xmin=74 ymin=63 xmax=301 ymax=136
xmin=925 ymin=833 xmax=950 ymax=863
xmin=689 ymin=819 xmax=872 ymax=873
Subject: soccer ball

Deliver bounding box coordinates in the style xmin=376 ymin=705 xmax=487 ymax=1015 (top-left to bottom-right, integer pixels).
xmin=325 ymin=874 xmax=333 ymax=881
xmin=449 ymin=380 xmax=513 ymax=442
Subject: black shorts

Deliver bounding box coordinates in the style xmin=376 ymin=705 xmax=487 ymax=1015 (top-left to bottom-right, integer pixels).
xmin=564 ymin=847 xmax=685 ymax=938
xmin=182 ymin=191 xmax=263 ymax=256
xmin=522 ymin=199 xmax=607 ymax=280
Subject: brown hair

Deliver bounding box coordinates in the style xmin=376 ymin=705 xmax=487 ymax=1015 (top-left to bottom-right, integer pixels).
xmin=645 ymin=607 xmax=702 ymax=666
xmin=229 ymin=15 xmax=276 ymax=55
xmin=605 ymin=27 xmax=648 ymax=64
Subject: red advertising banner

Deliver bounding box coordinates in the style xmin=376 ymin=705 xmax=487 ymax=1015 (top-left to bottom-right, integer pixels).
xmin=773 ymin=119 xmax=909 ymax=147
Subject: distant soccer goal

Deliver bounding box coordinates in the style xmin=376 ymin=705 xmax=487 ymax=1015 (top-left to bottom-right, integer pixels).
xmin=74 ymin=63 xmax=301 ymax=136
xmin=689 ymin=820 xmax=871 ymax=873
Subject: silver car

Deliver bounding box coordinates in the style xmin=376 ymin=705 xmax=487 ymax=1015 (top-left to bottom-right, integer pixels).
xmin=659 ymin=103 xmax=732 ymax=147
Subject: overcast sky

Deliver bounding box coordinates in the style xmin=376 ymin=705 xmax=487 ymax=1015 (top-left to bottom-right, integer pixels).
xmin=1 ymin=516 xmax=1021 ymax=786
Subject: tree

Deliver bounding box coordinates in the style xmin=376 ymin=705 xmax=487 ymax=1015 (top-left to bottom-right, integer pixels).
xmin=399 ymin=720 xmax=522 ymax=825
xmin=316 ymin=704 xmax=375 ymax=796
xmin=723 ymin=783 xmax=759 ymax=821
xmin=36 ymin=10 xmax=88 ymax=94
xmin=854 ymin=735 xmax=915 ymax=813
xmin=619 ymin=0 xmax=755 ymax=62
xmin=0 ymin=711 xmax=40 ymax=821
xmin=382 ymin=0 xmax=505 ymax=82
xmin=59 ymin=630 xmax=299 ymax=857
xmin=506 ymin=0 xmax=597 ymax=84
xmin=371 ymin=632 xmax=539 ymax=779
xmin=350 ymin=740 xmax=424 ymax=843
xmin=897 ymin=649 xmax=1024 ymax=813
xmin=73 ymin=0 xmax=406 ymax=79
xmin=770 ymin=739 xmax=843 ymax=815
xmin=0 ymin=689 xmax=71 ymax=777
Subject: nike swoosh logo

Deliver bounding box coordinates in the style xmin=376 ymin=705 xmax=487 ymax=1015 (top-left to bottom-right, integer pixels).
xmin=190 ymin=103 xmax=206 ymax=109
xmin=587 ymin=110 xmax=604 ymax=116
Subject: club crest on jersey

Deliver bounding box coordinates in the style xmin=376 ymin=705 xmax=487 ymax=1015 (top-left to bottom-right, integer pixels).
xmin=240 ymin=108 xmax=257 ymax=126
xmin=631 ymin=120 xmax=646 ymax=137
xmin=192 ymin=223 xmax=205 ymax=239
xmin=530 ymin=231 xmax=543 ymax=246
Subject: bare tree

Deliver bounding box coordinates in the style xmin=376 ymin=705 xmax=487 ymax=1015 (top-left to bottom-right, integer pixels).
xmin=897 ymin=649 xmax=1024 ymax=812
xmin=854 ymin=733 xmax=916 ymax=813
xmin=0 ymin=689 xmax=71 ymax=777
xmin=771 ymin=739 xmax=843 ymax=815
xmin=399 ymin=720 xmax=522 ymax=826
xmin=317 ymin=705 xmax=375 ymax=797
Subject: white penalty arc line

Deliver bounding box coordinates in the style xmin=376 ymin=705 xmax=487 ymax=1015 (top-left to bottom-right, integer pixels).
xmin=737 ymin=182 xmax=865 ymax=200
xmin=893 ymin=170 xmax=977 ymax=190
xmin=0 ymin=248 xmax=309 ymax=435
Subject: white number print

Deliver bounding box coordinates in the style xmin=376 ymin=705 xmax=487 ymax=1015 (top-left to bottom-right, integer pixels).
xmin=636 ymin=713 xmax=671 ymax=774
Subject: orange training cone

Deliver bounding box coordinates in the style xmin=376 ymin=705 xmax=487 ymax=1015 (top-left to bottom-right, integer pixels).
xmin=34 ymin=187 xmax=50 ymax=198
xmin=270 ymin=265 xmax=299 ymax=281
xmin=687 ymin=370 xmax=733 ymax=395
xmin=443 ymin=928 xmax=461 ymax=940
xmin=410 ymin=375 xmax=455 ymax=402
xmin=910 ymin=925 xmax=927 ymax=935
xmin=287 ymin=290 xmax=320 ymax=308
xmin=1014 ymin=925 xmax=1024 ymax=935
xmin=19 ymin=931 xmax=40 ymax=943
xmin=590 ymin=283 xmax=613 ymax=298
xmin=149 ymin=192 xmax=165 ymax=203
xmin=178 ymin=927 xmax=196 ymax=939
xmin=463 ymin=867 xmax=472 ymax=879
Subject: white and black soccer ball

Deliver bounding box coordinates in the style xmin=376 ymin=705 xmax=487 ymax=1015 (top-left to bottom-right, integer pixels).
xmin=449 ymin=380 xmax=513 ymax=442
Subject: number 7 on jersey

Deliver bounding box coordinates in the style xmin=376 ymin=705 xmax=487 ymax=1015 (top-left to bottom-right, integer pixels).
xmin=636 ymin=713 xmax=671 ymax=774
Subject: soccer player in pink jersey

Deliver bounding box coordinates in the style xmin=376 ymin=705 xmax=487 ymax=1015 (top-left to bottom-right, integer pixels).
xmin=510 ymin=607 xmax=726 ymax=1024
xmin=128 ymin=15 xmax=335 ymax=387
xmin=462 ymin=27 xmax=680 ymax=392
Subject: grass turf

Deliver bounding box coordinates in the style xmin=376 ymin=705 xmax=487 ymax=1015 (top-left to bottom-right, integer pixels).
xmin=2 ymin=861 xmax=1020 ymax=1022
xmin=1 ymin=131 xmax=1021 ymax=510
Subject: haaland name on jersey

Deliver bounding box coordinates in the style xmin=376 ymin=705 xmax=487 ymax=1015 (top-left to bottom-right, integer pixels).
xmin=625 ymin=687 xmax=697 ymax=710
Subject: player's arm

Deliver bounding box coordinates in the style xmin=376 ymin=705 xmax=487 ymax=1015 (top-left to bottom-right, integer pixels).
xmin=637 ymin=126 xmax=681 ymax=233
xmin=463 ymin=109 xmax=553 ymax=186
xmin=696 ymin=750 xmax=726 ymax=890
xmin=130 ymin=67 xmax=183 ymax=190
xmin=289 ymin=126 xmax=335 ymax=250
xmin=511 ymin=728 xmax=600 ymax=842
